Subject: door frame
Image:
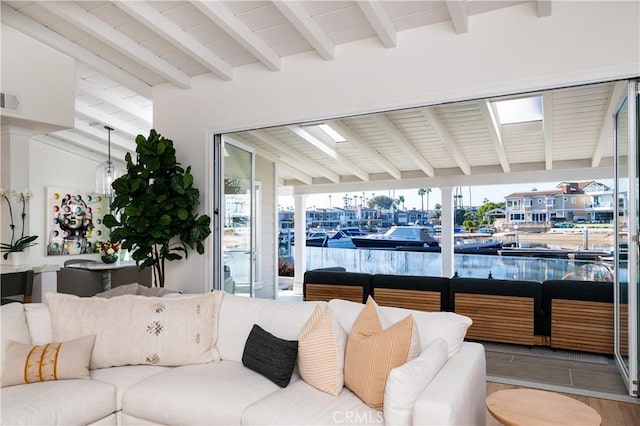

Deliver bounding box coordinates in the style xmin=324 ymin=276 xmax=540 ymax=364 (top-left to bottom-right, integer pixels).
xmin=614 ymin=80 xmax=639 ymax=397
xmin=212 ymin=135 xmax=257 ymax=296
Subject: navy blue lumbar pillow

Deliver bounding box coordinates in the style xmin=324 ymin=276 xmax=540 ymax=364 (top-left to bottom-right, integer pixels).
xmin=242 ymin=324 xmax=298 ymax=387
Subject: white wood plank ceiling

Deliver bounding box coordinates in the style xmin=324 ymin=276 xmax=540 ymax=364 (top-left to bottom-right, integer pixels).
xmin=2 ymin=1 xmax=620 ymax=189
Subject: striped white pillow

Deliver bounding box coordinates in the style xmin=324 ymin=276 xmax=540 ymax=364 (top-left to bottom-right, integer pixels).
xmin=297 ymin=305 xmax=347 ymax=396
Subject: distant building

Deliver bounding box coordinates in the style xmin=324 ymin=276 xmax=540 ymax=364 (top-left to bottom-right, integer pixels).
xmin=504 ymin=181 xmax=614 ymax=225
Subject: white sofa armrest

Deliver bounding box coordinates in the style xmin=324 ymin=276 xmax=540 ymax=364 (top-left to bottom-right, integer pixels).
xmin=412 ymin=342 xmax=486 ymax=426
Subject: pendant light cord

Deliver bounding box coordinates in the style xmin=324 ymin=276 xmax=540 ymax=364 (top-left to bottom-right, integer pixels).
xmin=105 ymin=125 xmax=114 ymax=166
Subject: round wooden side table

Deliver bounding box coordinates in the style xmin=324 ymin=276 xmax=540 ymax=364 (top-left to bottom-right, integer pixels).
xmin=486 ymin=389 xmax=602 ymax=426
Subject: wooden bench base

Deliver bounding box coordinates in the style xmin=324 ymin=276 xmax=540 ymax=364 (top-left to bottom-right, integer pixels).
xmin=551 ymin=299 xmax=628 ymax=355
xmin=373 ymin=288 xmax=440 ymax=312
xmin=456 ymin=294 xmax=535 ymax=345
xmin=304 ymin=283 xmax=362 ymax=303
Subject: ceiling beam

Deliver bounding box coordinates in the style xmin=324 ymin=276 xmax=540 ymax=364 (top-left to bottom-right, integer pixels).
xmin=249 ymin=130 xmax=340 ymax=183
xmin=75 ymin=101 xmax=146 ymax=139
xmin=329 ymin=120 xmax=402 ymax=180
xmin=478 ymin=100 xmax=510 ymax=173
xmin=33 ymin=134 xmax=115 ymax=164
xmin=421 ymin=108 xmax=471 ymax=175
xmin=1 ymin=4 xmax=152 ymax=98
xmin=38 ymin=133 xmax=127 ymax=163
xmin=445 ymin=0 xmax=469 ymax=34
xmin=115 ymin=1 xmax=233 ymax=81
xmin=542 ymin=92 xmax=553 ymax=170
xmin=76 ymin=79 xmax=152 ymax=124
xmin=357 ymin=1 xmax=396 ymax=48
xmin=191 ymin=1 xmax=280 ymax=72
xmin=370 ymin=114 xmax=435 ymax=177
xmin=39 ymin=1 xmax=191 ymax=89
xmin=273 ymin=1 xmax=335 ymax=60
xmin=225 ymin=134 xmax=312 ymax=185
xmin=286 ymin=126 xmax=369 ymax=182
xmin=73 ymin=120 xmax=137 ymax=151
xmin=592 ymin=81 xmax=627 ymax=167
xmin=278 ymin=163 xmax=313 ymax=185
xmin=537 ymin=1 xmax=552 ymax=17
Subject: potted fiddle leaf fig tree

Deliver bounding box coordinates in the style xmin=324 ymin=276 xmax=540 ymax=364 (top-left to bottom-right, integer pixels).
xmin=103 ymin=129 xmax=211 ymax=287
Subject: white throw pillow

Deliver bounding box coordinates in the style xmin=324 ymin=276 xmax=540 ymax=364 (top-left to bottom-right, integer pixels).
xmin=24 ymin=303 xmax=53 ymax=345
xmin=297 ymin=305 xmax=347 ymax=396
xmin=46 ymin=291 xmax=223 ymax=369
xmin=384 ymin=338 xmax=449 ymax=426
xmin=329 ymin=298 xmax=471 ymax=358
xmin=0 ymin=302 xmax=31 ymax=384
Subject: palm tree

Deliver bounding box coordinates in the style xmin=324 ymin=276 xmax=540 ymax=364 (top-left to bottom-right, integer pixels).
xmin=397 ymin=195 xmax=405 ymax=210
xmin=418 ymin=188 xmax=431 ymax=224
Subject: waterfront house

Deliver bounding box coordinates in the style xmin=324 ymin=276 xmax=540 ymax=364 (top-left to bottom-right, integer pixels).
xmin=505 ymin=181 xmax=616 ymax=227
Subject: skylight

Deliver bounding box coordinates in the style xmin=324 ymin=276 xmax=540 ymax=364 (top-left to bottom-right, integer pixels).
xmin=318 ymin=124 xmax=346 ymax=142
xmin=493 ymin=96 xmax=543 ymax=124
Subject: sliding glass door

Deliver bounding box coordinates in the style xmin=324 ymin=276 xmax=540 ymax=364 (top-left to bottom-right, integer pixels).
xmin=614 ymin=80 xmax=639 ymax=397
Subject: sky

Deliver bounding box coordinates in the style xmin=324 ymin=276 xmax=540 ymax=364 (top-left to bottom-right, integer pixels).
xmin=278 ymin=179 xmax=615 ymax=211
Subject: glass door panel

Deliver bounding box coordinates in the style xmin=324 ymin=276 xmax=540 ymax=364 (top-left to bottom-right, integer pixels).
xmin=222 ymin=141 xmax=254 ymax=296
xmin=614 ymin=81 xmax=639 ymax=397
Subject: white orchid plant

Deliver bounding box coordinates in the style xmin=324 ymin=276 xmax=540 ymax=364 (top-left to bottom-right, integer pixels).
xmin=0 ymin=189 xmax=38 ymax=259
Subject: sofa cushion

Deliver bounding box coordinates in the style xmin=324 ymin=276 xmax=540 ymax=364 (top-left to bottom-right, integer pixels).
xmin=0 ymin=302 xmax=31 ymax=385
xmin=91 ymin=365 xmax=171 ymax=410
xmin=344 ymin=297 xmax=413 ymax=410
xmin=329 ymin=298 xmax=471 ymax=358
xmin=298 ymin=305 xmax=346 ymax=396
xmin=122 ymin=361 xmax=284 ymax=425
xmin=242 ymin=324 xmax=298 ymax=387
xmin=2 ymin=335 xmax=95 ymax=387
xmin=23 ymin=303 xmax=53 ymax=345
xmin=46 ymin=291 xmax=223 ymax=368
xmin=1 ymin=379 xmax=116 ymax=426
xmin=242 ymin=379 xmax=382 ymax=425
xmin=217 ymin=293 xmax=324 ymax=362
xmin=384 ymin=338 xmax=449 ymax=426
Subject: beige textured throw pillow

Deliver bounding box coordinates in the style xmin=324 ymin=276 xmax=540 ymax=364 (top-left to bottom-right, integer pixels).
xmin=46 ymin=291 xmax=223 ymax=369
xmin=1 ymin=335 xmax=95 ymax=387
xmin=344 ymin=297 xmax=413 ymax=410
xmin=298 ymin=305 xmax=347 ymax=396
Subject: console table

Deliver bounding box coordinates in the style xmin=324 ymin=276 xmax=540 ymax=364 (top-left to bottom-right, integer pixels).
xmin=486 ymin=388 xmax=601 ymax=426
xmin=0 ymin=264 xmax=61 ymax=303
xmin=66 ymin=260 xmax=138 ymax=291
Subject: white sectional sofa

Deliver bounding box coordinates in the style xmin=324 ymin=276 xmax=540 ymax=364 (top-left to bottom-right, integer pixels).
xmin=1 ymin=291 xmax=486 ymax=425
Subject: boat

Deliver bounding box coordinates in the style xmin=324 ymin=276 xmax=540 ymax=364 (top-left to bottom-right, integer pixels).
xmin=350 ymin=226 xmax=439 ymax=249
xmin=396 ymin=239 xmax=503 ymax=254
xmin=324 ymin=230 xmax=356 ymax=249
xmin=305 ymin=230 xmax=329 ymax=247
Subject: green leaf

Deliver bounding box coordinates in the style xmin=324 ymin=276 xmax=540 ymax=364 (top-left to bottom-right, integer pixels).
xmin=177 ymin=208 xmax=188 ymax=220
xmin=158 ymin=214 xmax=171 ymax=226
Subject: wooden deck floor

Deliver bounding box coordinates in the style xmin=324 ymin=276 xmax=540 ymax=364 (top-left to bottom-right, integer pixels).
xmin=486 ymin=382 xmax=640 ymax=426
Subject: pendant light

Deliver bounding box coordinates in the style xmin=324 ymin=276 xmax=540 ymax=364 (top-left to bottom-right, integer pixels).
xmin=95 ymin=125 xmax=123 ymax=198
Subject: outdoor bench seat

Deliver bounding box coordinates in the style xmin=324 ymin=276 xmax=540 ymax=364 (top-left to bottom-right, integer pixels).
xmin=450 ymin=277 xmax=543 ymax=346
xmin=542 ymin=280 xmax=627 ymax=354
xmin=303 ymin=270 xmax=371 ymax=303
xmin=371 ymin=274 xmax=450 ymax=312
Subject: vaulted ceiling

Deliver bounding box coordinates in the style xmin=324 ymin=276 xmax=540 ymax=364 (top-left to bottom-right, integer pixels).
xmin=2 ymin=1 xmax=623 ymax=191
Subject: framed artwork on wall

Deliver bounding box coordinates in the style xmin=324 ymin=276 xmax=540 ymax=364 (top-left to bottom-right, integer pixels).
xmin=46 ymin=187 xmax=110 ymax=255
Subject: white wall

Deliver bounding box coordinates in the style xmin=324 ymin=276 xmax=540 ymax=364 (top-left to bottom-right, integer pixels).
xmin=1 ymin=24 xmax=74 ymax=133
xmin=254 ymin=156 xmax=276 ymax=299
xmin=153 ymin=1 xmax=639 ymax=292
